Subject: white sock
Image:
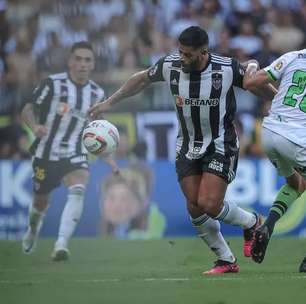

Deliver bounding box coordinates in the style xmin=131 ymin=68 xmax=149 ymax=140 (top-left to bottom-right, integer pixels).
xmin=28 ymin=205 xmax=46 ymax=234
xmin=57 ymin=184 xmax=85 ymax=248
xmin=191 ymin=214 xmax=235 ymax=263
xmin=215 ymin=200 xmax=256 ymax=229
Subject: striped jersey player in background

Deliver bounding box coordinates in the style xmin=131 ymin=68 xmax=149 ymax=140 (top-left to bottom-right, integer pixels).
xmin=244 ymin=49 xmax=306 ymax=270
xmin=89 ymin=26 xmax=276 ymax=275
xmin=21 ymin=41 xmax=118 ymax=261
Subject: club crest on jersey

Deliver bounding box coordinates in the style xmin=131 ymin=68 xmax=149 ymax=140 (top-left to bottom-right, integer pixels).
xmin=212 ymin=73 xmax=222 ymax=90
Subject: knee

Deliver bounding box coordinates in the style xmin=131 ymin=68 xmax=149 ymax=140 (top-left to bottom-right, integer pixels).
xmin=68 ymin=184 xmax=85 ymax=197
xmin=187 ymin=200 xmax=202 ymax=218
xmin=198 ymin=196 xmax=222 ymax=217
xmin=33 ymin=196 xmax=49 ymax=211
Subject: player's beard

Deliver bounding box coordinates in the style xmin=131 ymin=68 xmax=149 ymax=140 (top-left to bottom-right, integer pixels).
xmin=181 ymin=57 xmax=201 ymax=73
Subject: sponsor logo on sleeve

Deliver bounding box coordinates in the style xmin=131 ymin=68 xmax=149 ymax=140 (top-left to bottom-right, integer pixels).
xmin=274 ymin=60 xmax=284 ymax=71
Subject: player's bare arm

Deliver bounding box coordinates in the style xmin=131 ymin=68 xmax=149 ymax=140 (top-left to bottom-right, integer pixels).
xmin=89 ymin=69 xmax=151 ymax=119
xmin=243 ymin=67 xmax=278 ymax=100
xmin=21 ymin=103 xmax=48 ymax=138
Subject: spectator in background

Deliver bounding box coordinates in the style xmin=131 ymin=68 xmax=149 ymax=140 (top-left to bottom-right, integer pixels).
xmin=5 ymin=28 xmax=38 ymax=110
xmin=266 ymin=8 xmax=304 ymax=54
xmin=36 ymin=31 xmax=68 ymax=76
xmin=0 ymin=0 xmax=9 ymax=71
xmin=230 ymin=19 xmax=263 ymax=57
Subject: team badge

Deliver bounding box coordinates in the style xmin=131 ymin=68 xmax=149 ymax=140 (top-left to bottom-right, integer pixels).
xmin=212 ymin=73 xmax=222 ymax=90
xmin=274 ymin=60 xmax=284 ymax=71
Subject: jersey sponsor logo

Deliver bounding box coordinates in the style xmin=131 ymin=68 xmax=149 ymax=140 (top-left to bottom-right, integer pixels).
xmin=57 ymin=102 xmax=69 ymax=115
xmin=56 ymin=103 xmax=86 ymax=119
xmin=175 ymin=95 xmax=219 ymax=107
xmin=208 ymin=159 xmax=224 ymax=173
xmin=274 ymin=60 xmax=284 ymax=71
xmin=186 ymin=147 xmax=203 ymax=159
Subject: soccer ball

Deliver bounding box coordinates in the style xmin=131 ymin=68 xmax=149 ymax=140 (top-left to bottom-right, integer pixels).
xmin=82 ymin=120 xmax=120 ymax=156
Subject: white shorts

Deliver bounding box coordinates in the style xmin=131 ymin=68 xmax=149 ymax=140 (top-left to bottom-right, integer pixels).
xmin=261 ymin=127 xmax=306 ymax=179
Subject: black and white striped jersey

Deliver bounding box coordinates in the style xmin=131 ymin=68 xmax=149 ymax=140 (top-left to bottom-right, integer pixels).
xmin=148 ymin=53 xmax=244 ymax=160
xmin=29 ymin=72 xmax=105 ymax=160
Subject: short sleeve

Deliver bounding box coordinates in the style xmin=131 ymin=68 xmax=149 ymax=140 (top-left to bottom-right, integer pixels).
xmin=30 ymin=78 xmax=53 ymax=106
xmin=231 ymin=58 xmax=245 ymax=89
xmin=147 ymin=57 xmax=165 ymax=83
xmin=264 ymin=52 xmax=296 ymax=81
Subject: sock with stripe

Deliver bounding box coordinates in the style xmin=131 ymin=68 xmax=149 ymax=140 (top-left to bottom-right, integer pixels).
xmin=265 ymin=184 xmax=301 ymax=235
xmin=191 ymin=214 xmax=235 ymax=263
xmin=56 ymin=184 xmax=85 ymax=248
xmin=214 ymin=200 xmax=256 ymax=229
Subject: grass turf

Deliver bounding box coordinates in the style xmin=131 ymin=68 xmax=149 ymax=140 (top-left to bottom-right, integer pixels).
xmin=1 ymin=237 xmax=306 ymax=304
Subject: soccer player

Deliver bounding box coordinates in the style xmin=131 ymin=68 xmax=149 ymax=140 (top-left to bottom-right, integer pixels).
xmin=21 ymin=41 xmax=119 ymax=261
xmin=89 ymin=26 xmax=273 ymax=274
xmin=244 ymin=49 xmax=306 ymax=264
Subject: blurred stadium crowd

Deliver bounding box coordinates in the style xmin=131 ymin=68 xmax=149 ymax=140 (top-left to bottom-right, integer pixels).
xmin=0 ymin=0 xmax=306 ymax=160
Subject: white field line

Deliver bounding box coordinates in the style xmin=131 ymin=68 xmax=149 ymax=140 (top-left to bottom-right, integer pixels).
xmin=0 ymin=276 xmax=306 ymax=285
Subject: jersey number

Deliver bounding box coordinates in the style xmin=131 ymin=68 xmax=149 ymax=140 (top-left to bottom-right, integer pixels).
xmin=283 ymin=70 xmax=306 ymax=113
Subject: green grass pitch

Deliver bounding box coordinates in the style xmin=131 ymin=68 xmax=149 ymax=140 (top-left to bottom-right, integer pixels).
xmin=1 ymin=237 xmax=306 ymax=304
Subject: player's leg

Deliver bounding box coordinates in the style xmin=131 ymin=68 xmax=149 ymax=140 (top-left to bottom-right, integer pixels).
xmin=179 ymin=175 xmax=239 ymax=274
xmin=22 ymin=193 xmax=49 ymax=254
xmin=52 ymin=164 xmax=89 ymax=261
xmin=23 ymin=158 xmax=55 ymax=254
xmin=299 ymin=255 xmax=306 ymax=272
xmin=252 ymin=128 xmax=305 ymax=263
xmin=197 ymin=172 xmax=260 ymax=257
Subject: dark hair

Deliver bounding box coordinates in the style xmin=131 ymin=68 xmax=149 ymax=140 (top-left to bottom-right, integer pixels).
xmin=178 ymin=26 xmax=209 ymax=48
xmin=70 ymin=41 xmax=94 ymax=54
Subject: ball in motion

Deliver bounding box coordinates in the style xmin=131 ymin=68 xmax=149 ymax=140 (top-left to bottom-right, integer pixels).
xmin=82 ymin=120 xmax=120 ymax=155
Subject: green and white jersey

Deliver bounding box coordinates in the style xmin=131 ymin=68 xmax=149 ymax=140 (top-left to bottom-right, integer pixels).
xmin=263 ymin=49 xmax=306 ymax=146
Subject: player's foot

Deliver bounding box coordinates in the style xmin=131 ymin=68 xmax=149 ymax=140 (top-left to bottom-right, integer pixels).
xmin=251 ymin=224 xmax=270 ymax=264
xmin=22 ymin=222 xmax=42 ymax=254
xmin=299 ymin=256 xmax=306 ymax=273
xmin=22 ymin=228 xmax=38 ymax=254
xmin=51 ymin=241 xmax=70 ymax=262
xmin=243 ymin=213 xmax=262 ymax=257
xmin=203 ymin=259 xmax=239 ymax=275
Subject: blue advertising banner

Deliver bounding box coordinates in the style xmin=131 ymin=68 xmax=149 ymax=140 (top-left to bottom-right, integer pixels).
xmin=1 ymin=159 xmax=306 ymax=240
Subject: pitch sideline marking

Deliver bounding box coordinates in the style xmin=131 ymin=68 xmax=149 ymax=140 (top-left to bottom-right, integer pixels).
xmin=1 ymin=276 xmax=306 ymax=285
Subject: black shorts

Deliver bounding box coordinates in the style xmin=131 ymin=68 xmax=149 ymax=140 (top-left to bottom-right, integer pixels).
xmin=32 ymin=155 xmax=89 ymax=194
xmin=175 ymin=151 xmax=239 ymax=184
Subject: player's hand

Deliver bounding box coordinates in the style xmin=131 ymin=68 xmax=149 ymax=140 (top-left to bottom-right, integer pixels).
xmin=88 ymin=99 xmax=112 ymax=120
xmin=246 ymin=62 xmax=259 ymax=76
xmin=33 ymin=124 xmax=48 ymax=138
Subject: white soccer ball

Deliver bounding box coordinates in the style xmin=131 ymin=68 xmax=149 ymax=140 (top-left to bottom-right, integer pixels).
xmin=82 ymin=120 xmax=120 ymax=156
